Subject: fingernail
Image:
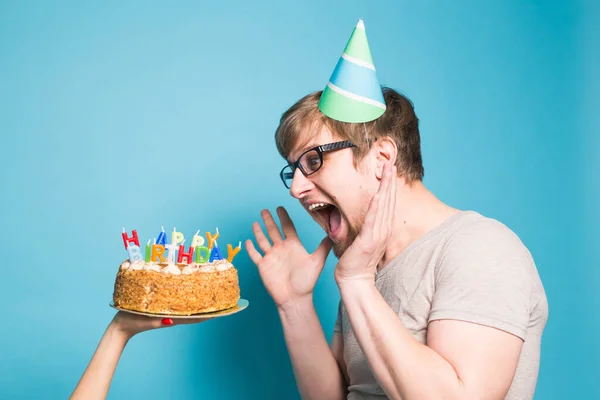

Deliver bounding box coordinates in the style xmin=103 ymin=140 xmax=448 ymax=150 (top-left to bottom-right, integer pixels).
xmin=161 ymin=318 xmax=173 ymax=325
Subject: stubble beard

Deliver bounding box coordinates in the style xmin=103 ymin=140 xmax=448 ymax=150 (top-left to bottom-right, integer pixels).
xmin=331 ymin=198 xmax=370 ymax=259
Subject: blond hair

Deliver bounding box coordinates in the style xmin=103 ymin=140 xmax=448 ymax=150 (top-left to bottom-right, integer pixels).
xmin=274 ymin=87 xmax=424 ymax=182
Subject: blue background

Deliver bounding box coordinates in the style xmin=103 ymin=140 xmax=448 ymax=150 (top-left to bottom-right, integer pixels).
xmin=1 ymin=0 xmax=597 ymax=398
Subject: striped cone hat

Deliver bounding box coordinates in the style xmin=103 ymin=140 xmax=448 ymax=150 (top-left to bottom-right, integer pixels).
xmin=318 ymin=19 xmax=386 ymax=123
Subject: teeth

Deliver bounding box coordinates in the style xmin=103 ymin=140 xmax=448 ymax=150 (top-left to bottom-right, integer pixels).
xmin=308 ymin=203 xmax=330 ymax=212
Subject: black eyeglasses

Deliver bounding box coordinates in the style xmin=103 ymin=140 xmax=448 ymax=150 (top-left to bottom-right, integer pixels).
xmin=279 ymin=140 xmax=357 ymax=189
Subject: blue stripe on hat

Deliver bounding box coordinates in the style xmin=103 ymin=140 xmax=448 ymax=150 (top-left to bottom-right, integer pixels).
xmin=329 ymin=57 xmax=384 ymax=104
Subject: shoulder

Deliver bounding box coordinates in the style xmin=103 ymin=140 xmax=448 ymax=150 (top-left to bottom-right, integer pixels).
xmin=443 ymin=211 xmax=532 ymax=261
xmin=435 ymin=211 xmax=537 ymax=282
xmin=430 ymin=212 xmax=545 ymax=338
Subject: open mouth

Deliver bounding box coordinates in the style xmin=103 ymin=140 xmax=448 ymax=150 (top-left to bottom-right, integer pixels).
xmin=308 ymin=202 xmax=342 ymax=238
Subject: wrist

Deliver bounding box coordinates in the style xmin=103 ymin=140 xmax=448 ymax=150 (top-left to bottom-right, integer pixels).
xmin=335 ymin=271 xmax=376 ymax=288
xmin=336 ymin=276 xmax=376 ymax=293
xmin=337 ymin=279 xmax=379 ymax=315
xmin=277 ymin=295 xmax=315 ymax=321
xmin=109 ymin=315 xmax=135 ymax=342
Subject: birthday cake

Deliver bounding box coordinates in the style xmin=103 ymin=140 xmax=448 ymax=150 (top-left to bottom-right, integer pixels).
xmin=113 ymin=227 xmax=241 ymax=315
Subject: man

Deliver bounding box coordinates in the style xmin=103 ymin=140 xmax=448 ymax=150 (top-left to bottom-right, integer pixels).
xmin=246 ymin=20 xmax=548 ymax=400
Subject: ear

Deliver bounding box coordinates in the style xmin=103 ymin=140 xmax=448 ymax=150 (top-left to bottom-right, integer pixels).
xmin=372 ymin=136 xmax=397 ymax=179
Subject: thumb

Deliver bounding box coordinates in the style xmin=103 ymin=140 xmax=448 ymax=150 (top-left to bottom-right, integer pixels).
xmin=312 ymin=236 xmax=333 ymax=266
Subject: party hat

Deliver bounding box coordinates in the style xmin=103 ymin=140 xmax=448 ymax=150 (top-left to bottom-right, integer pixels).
xmin=318 ymin=18 xmax=386 ymax=123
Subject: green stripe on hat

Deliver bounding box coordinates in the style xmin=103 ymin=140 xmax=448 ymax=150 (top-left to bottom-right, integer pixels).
xmin=343 ymin=20 xmax=374 ymax=66
xmin=320 ymin=84 xmax=385 ymax=123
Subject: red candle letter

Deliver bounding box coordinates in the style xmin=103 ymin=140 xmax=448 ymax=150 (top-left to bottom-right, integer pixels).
xmin=177 ymin=245 xmax=194 ymax=264
xmin=122 ymin=229 xmax=140 ymax=249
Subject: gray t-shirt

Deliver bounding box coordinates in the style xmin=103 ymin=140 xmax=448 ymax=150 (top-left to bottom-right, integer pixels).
xmin=334 ymin=211 xmax=548 ymax=400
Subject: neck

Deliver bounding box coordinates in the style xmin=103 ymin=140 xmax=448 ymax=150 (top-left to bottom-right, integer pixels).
xmin=379 ymin=179 xmax=460 ymax=269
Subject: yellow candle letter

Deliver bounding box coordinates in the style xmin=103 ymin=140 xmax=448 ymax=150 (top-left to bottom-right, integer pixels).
xmin=206 ymin=231 xmax=219 ymax=249
xmin=151 ymin=244 xmax=166 ymax=262
xmin=227 ymin=243 xmax=241 ymax=262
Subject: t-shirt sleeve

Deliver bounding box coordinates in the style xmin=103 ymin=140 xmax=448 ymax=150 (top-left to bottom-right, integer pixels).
xmin=429 ymin=219 xmax=533 ymax=340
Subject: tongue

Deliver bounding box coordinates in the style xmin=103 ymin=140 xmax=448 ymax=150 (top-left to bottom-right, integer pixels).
xmin=329 ymin=207 xmax=342 ymax=236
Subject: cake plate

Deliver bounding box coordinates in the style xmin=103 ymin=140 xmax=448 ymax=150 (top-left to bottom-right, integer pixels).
xmin=109 ymin=299 xmax=249 ymax=319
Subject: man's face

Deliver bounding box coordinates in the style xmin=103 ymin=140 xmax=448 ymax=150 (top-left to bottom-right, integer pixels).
xmin=286 ymin=126 xmax=378 ymax=258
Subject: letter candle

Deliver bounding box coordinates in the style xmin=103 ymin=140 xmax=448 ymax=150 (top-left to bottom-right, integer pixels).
xmin=209 ymin=240 xmax=223 ymax=262
xmin=172 ymin=227 xmax=185 ymax=246
xmin=121 ymin=227 xmax=242 ymax=266
xmin=227 ymin=241 xmax=242 ymax=262
xmin=165 ymin=243 xmax=178 ymax=264
xmin=127 ymin=243 xmax=143 ymax=263
xmin=156 ymin=226 xmax=167 ymax=246
xmin=178 ymin=243 xmax=195 ymax=264
xmin=191 ymin=230 xmax=205 ymax=247
xmin=122 ymin=228 xmax=140 ymax=249
xmin=206 ymin=229 xmax=219 ymax=250
xmin=145 ymin=239 xmax=151 ymax=262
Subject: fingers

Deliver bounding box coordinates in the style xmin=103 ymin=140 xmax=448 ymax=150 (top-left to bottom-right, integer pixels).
xmin=174 ymin=317 xmax=214 ymax=325
xmin=387 ymin=166 xmax=398 ymax=232
xmin=245 ymin=239 xmax=263 ymax=265
xmin=380 ymin=164 xmax=396 ymax=233
xmin=249 ymin=208 xmax=297 ymax=257
xmin=261 ymin=209 xmax=284 ymax=243
xmin=252 ymin=221 xmax=272 ymax=253
xmin=313 ymin=236 xmax=333 ymax=265
xmin=277 ymin=206 xmax=298 ymax=239
xmin=361 ymin=163 xmax=394 ymax=245
xmin=246 ymin=207 xmax=300 ymax=270
xmin=159 ymin=316 xmax=213 ymax=327
xmin=361 ymin=193 xmax=379 ymax=240
xmin=250 ymin=209 xmax=290 ymax=254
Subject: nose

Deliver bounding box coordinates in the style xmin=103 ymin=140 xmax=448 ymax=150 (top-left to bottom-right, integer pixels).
xmin=289 ymin=168 xmax=314 ymax=199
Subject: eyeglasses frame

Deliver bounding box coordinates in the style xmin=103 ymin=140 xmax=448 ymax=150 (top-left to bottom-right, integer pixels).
xmin=279 ymin=140 xmax=357 ymax=189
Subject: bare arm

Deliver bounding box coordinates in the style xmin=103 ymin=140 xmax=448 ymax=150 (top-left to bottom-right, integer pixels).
xmin=334 ymin=164 xmax=524 ymax=399
xmin=331 ymin=330 xmax=349 ymax=396
xmin=338 ymin=281 xmax=522 ymax=400
xmin=70 ymin=319 xmax=130 ymax=400
xmin=70 ymin=313 xmax=209 ymax=400
xmin=278 ymin=297 xmax=346 ymax=400
xmin=246 ymin=208 xmax=348 ymax=400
